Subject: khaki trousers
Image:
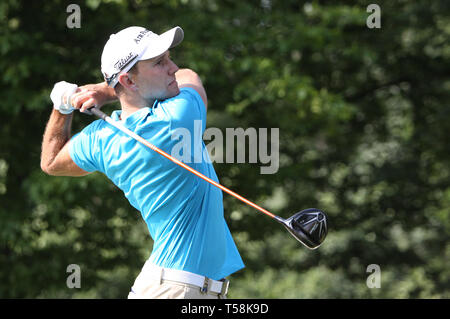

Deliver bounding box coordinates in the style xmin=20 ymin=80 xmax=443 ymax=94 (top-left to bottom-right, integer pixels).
xmin=127 ymin=263 xmax=228 ymax=299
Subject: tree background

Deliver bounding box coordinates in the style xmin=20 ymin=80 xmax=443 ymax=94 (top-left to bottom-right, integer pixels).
xmin=0 ymin=0 xmax=448 ymax=298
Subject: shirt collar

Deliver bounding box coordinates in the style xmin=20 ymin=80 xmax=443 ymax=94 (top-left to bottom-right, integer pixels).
xmin=110 ymin=99 xmax=159 ymax=126
xmin=110 ymin=105 xmax=152 ymax=126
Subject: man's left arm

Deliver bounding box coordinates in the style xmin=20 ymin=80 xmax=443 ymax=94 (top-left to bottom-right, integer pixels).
xmin=176 ymin=69 xmax=208 ymax=109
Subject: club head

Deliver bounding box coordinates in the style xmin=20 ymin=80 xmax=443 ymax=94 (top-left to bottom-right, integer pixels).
xmin=277 ymin=208 xmax=328 ymax=249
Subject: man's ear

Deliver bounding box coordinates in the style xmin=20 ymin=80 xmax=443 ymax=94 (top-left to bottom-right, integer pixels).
xmin=118 ymin=72 xmax=138 ymax=91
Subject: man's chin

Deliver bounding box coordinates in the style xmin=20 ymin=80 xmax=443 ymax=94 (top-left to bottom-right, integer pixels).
xmin=158 ymin=94 xmax=177 ymax=102
xmin=166 ymin=86 xmax=180 ymax=99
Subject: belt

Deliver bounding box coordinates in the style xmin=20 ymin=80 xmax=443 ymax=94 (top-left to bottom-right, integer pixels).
xmin=156 ymin=266 xmax=229 ymax=296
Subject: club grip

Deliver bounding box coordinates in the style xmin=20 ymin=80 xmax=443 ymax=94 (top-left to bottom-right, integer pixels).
xmin=87 ymin=107 xmax=108 ymax=120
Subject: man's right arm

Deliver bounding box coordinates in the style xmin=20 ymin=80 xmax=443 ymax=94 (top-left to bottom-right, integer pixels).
xmin=40 ymin=109 xmax=89 ymax=176
xmin=41 ymin=81 xmax=117 ymax=176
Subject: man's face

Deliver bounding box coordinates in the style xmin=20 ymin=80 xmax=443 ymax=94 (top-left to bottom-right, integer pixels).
xmin=132 ymin=50 xmax=180 ymax=102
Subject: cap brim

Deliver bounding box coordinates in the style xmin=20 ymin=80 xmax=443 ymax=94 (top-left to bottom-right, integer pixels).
xmin=139 ymin=26 xmax=184 ymax=61
xmin=165 ymin=26 xmax=184 ymax=49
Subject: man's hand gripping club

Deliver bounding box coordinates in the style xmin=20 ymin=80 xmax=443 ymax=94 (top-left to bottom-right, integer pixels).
xmin=50 ymin=81 xmax=116 ymax=114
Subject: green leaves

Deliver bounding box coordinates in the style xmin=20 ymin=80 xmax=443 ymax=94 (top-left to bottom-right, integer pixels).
xmin=0 ymin=0 xmax=448 ymax=298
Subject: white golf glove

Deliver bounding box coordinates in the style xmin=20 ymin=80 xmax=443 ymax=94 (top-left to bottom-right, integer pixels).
xmin=50 ymin=81 xmax=78 ymax=114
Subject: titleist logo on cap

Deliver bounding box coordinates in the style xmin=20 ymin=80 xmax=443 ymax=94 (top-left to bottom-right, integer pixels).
xmin=114 ymin=52 xmax=137 ymax=71
xmin=134 ymin=29 xmax=150 ymax=44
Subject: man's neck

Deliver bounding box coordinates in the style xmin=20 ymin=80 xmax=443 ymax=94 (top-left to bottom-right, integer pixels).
xmin=119 ymin=96 xmax=155 ymax=121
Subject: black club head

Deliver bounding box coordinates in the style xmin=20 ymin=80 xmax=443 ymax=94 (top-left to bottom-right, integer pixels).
xmin=282 ymin=208 xmax=328 ymax=249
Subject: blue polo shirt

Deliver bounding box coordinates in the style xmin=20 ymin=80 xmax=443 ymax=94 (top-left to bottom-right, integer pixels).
xmin=69 ymin=87 xmax=244 ymax=280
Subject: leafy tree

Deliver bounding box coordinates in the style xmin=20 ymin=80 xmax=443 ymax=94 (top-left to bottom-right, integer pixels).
xmin=0 ymin=0 xmax=448 ymax=298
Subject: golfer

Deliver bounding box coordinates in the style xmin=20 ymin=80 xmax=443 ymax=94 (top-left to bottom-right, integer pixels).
xmin=41 ymin=26 xmax=245 ymax=299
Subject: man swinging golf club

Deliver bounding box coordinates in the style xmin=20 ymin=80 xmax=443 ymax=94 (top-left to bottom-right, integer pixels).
xmin=41 ymin=25 xmax=245 ymax=299
xmin=42 ymin=25 xmax=329 ymax=299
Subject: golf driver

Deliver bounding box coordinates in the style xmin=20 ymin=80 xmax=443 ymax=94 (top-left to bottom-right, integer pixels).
xmin=86 ymin=107 xmax=328 ymax=249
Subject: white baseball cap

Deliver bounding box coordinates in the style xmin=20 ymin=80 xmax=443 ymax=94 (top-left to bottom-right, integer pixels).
xmin=101 ymin=26 xmax=184 ymax=87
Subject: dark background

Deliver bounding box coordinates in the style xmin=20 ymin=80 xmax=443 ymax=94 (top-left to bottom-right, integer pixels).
xmin=0 ymin=0 xmax=448 ymax=298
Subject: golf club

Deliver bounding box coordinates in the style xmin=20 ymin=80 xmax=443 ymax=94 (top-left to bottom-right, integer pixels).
xmin=86 ymin=107 xmax=328 ymax=249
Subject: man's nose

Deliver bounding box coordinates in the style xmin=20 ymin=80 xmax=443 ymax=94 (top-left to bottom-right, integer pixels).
xmin=168 ymin=59 xmax=179 ymax=75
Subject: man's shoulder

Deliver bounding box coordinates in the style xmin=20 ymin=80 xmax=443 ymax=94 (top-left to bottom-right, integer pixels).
xmin=86 ymin=118 xmax=107 ymax=131
xmin=75 ymin=118 xmax=111 ymax=140
xmin=159 ymin=87 xmax=203 ymax=107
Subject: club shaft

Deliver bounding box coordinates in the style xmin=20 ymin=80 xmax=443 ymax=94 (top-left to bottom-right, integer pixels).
xmin=91 ymin=108 xmax=277 ymax=219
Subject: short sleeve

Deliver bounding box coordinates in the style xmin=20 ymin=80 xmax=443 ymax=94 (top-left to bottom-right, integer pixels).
xmin=183 ymin=87 xmax=207 ymax=128
xmin=68 ymin=120 xmax=102 ymax=173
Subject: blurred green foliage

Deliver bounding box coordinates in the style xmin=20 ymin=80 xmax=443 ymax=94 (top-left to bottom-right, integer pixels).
xmin=0 ymin=0 xmax=449 ymax=298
